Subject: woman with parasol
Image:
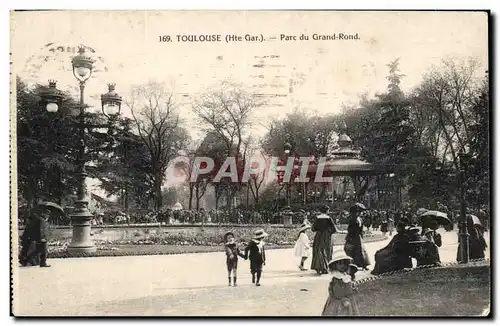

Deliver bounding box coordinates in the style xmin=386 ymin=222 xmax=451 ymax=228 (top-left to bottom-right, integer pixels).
xmin=310 ymin=204 xmax=338 ymax=275
xmin=456 ymin=214 xmax=487 ymax=262
xmin=416 ymin=208 xmax=449 ymax=247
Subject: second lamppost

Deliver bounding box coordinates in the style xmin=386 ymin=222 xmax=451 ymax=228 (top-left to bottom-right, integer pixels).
xmin=458 ymin=152 xmax=470 ymax=263
xmin=284 ymin=141 xmax=292 ymax=207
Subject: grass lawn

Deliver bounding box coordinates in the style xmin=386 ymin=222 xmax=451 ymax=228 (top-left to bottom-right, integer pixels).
xmin=355 ymin=263 xmax=490 ymax=316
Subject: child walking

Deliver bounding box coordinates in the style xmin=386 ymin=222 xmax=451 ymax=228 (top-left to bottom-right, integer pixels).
xmin=294 ymin=223 xmax=311 ymax=271
xmin=244 ymin=229 xmax=267 ymax=286
xmin=224 ymin=232 xmax=245 ymax=286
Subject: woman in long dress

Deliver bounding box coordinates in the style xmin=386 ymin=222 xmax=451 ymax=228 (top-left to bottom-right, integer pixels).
xmin=344 ymin=203 xmax=371 ymax=270
xmin=457 ymin=215 xmax=487 ymax=262
xmin=322 ymin=251 xmax=360 ymax=316
xmin=311 ymin=205 xmax=337 ymax=274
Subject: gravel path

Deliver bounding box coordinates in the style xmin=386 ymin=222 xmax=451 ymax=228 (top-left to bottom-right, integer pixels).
xmin=12 ymin=230 xmax=489 ymax=316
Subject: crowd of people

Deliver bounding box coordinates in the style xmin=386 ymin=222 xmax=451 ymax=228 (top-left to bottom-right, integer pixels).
xmin=90 ymin=208 xmax=285 ymax=226
xmin=301 ymin=203 xmax=488 ymax=316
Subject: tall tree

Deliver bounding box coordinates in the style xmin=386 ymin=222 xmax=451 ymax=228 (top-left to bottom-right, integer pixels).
xmin=411 ymin=58 xmax=488 ymax=209
xmin=192 ymin=81 xmax=261 ymax=209
xmin=17 ymin=77 xmax=80 ymax=210
xmin=127 ymin=81 xmax=190 ymax=211
xmin=92 ymin=117 xmax=153 ymax=212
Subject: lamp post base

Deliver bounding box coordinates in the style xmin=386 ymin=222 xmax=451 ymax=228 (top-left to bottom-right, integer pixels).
xmin=67 ymin=244 xmax=97 ymax=254
xmin=68 ymin=207 xmax=96 ymax=254
xmin=283 ymin=215 xmax=293 ymax=226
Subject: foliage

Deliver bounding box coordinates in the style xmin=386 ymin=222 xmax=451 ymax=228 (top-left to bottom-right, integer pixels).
xmin=17 ymin=78 xmax=85 ymax=210
xmin=262 ymin=110 xmax=343 ymax=158
xmin=192 ymin=82 xmax=262 ymax=209
xmin=127 ymin=81 xmax=191 ymax=211
xmin=92 ymin=117 xmax=154 ymax=211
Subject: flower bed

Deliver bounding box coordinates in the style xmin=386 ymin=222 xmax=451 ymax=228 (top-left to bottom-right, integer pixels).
xmin=42 ymin=228 xmax=386 ymax=258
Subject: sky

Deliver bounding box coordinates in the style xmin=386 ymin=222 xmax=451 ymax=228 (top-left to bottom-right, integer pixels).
xmin=11 ymin=10 xmax=488 ymax=140
xmin=10 ymin=10 xmax=489 ymax=198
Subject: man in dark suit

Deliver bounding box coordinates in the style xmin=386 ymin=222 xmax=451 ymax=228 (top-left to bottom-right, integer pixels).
xmin=20 ymin=207 xmax=51 ymax=267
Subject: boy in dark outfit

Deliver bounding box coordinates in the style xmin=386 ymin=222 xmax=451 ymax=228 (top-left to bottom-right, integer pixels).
xmin=224 ymin=232 xmax=245 ymax=286
xmin=244 ymin=229 xmax=267 ymax=286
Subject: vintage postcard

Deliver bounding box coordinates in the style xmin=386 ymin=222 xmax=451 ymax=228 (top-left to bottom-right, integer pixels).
xmin=10 ymin=10 xmax=490 ymax=317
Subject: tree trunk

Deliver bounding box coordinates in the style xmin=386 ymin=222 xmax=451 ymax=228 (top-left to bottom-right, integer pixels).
xmin=215 ymin=184 xmax=222 ymax=210
xmin=188 ymin=184 xmax=194 ymax=210
xmin=154 ymin=173 xmax=162 ymax=211
xmin=124 ymin=187 xmax=129 ymax=214
xmin=246 ymin=185 xmax=250 ymax=207
xmin=195 ymin=185 xmax=200 ymax=210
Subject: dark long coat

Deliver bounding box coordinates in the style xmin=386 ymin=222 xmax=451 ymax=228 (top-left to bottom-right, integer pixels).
xmin=344 ymin=216 xmax=370 ymax=268
xmin=19 ymin=213 xmax=48 ymax=266
xmin=310 ymin=214 xmax=337 ymax=273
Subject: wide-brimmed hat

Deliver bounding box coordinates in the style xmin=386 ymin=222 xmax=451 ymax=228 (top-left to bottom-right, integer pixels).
xmin=298 ymin=223 xmax=311 ymax=233
xmin=328 ymin=250 xmax=353 ymax=268
xmin=349 ymin=202 xmax=367 ymax=212
xmin=416 ymin=208 xmax=429 ymax=216
xmin=421 ymin=228 xmax=433 ymax=236
xmin=224 ymin=231 xmax=235 ymax=243
xmin=407 ymin=226 xmax=420 ymax=232
xmin=253 ymin=229 xmax=268 ymax=240
xmin=297 ymin=209 xmax=306 ymax=215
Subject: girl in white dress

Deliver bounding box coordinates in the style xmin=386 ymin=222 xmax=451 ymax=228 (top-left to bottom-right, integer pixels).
xmin=294 ymin=223 xmax=312 ymax=271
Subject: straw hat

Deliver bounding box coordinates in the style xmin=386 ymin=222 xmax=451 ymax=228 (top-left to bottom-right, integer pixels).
xmin=253 ymin=229 xmax=268 ymax=240
xmin=298 ymin=223 xmax=311 ymax=233
xmin=327 ymin=250 xmax=353 ymax=268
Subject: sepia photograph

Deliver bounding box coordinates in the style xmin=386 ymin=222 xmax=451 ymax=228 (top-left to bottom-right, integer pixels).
xmin=9 ymin=10 xmax=490 ymax=317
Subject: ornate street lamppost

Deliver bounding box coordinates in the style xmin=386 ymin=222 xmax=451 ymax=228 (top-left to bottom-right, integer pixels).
xmin=41 ymin=80 xmax=63 ymax=113
xmin=284 ymin=141 xmax=292 ymax=207
xmin=458 ymin=152 xmax=470 ymax=263
xmin=101 ymin=83 xmax=122 ymax=119
xmin=67 ymin=46 xmax=98 ymax=253
xmin=42 ymin=46 xmax=122 ymax=254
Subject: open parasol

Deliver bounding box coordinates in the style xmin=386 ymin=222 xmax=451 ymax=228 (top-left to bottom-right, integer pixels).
xmin=418 ymin=210 xmax=451 ymax=226
xmin=467 ymin=214 xmax=482 ymax=226
xmin=37 ymin=201 xmax=65 ymax=215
